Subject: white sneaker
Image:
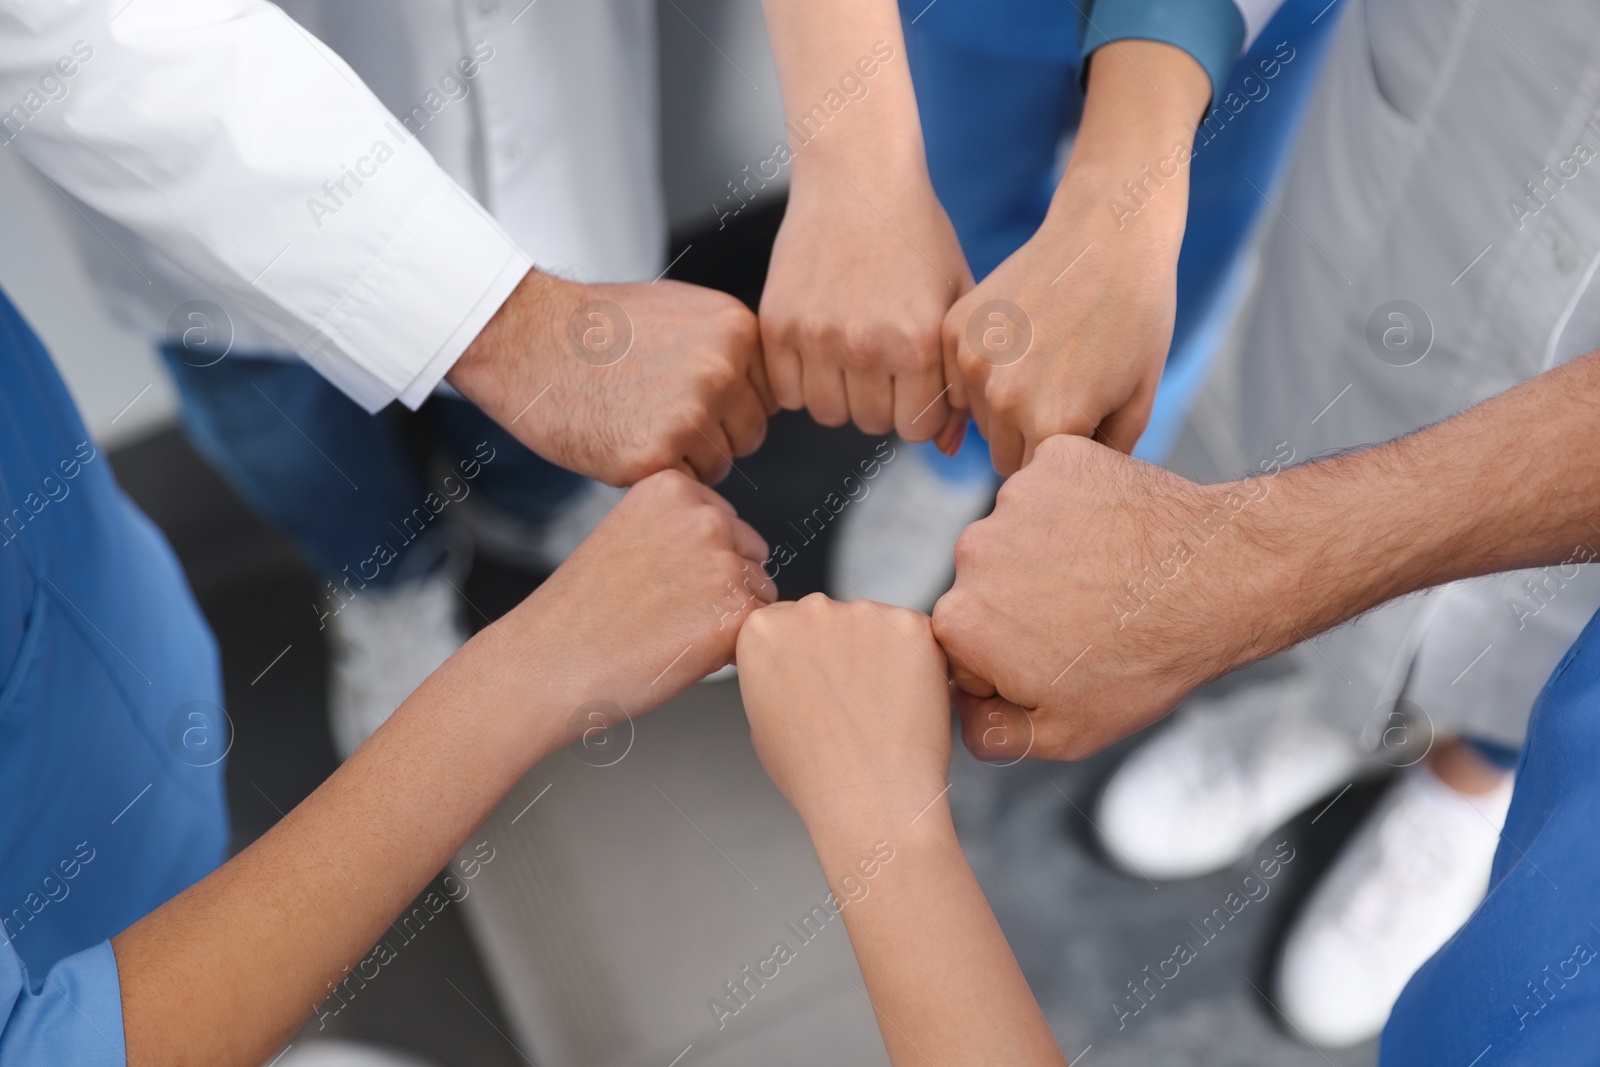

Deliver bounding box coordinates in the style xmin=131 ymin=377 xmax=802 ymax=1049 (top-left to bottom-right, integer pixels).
xmin=1275 ymin=764 xmax=1514 ymax=1048
xmin=1096 ymin=679 xmax=1380 ymax=880
xmin=827 ymin=441 xmax=996 ymax=611
xmin=270 ymin=1040 xmax=440 ymax=1067
xmin=327 ymin=568 xmax=468 ymax=759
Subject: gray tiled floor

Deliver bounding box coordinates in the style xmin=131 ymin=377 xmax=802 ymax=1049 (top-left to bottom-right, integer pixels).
xmin=947 ymin=733 xmax=1381 ymax=1066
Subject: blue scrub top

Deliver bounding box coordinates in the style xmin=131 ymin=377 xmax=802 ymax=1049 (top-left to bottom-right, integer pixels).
xmin=0 ymin=288 xmax=229 ymax=1064
xmin=1383 ymin=602 xmax=1600 ymax=1061
xmin=899 ymin=0 xmax=1248 ymax=102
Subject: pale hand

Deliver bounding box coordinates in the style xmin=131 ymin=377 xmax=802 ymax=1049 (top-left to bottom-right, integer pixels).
xmin=943 ymin=195 xmax=1177 ymax=476
xmin=760 ymin=172 xmax=971 ymax=449
xmin=737 ymin=594 xmax=953 ymax=832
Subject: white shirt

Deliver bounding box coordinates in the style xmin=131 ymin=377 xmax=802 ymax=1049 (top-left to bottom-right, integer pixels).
xmin=0 ymin=0 xmax=663 ymax=413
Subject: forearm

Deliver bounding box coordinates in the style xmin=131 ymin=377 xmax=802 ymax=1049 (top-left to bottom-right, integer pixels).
xmin=760 ymin=0 xmax=924 ymax=180
xmin=810 ymin=812 xmax=1067 ymax=1066
xmin=1238 ymin=349 xmax=1600 ymax=667
xmin=114 ymin=617 xmax=567 ymax=1066
xmin=1044 ymin=40 xmax=1212 ymax=256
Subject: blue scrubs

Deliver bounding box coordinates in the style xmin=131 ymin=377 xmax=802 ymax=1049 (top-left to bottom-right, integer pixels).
xmin=900 ymin=0 xmax=1344 ymax=467
xmin=1382 ymin=603 xmax=1600 ymax=1062
xmin=0 ymin=288 xmax=229 ymax=1063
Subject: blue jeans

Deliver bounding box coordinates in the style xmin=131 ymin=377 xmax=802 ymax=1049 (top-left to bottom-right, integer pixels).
xmin=901 ymin=0 xmax=1346 ymax=469
xmin=160 ymin=349 xmax=584 ymax=585
xmin=1383 ymin=604 xmax=1600 ymax=1061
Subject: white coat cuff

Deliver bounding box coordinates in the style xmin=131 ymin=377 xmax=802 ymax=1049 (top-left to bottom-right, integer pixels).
xmin=301 ymin=185 xmax=532 ymax=413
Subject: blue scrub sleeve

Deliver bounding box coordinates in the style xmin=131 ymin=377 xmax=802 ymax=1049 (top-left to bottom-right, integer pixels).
xmin=1081 ymin=0 xmax=1246 ymax=107
xmin=0 ymin=938 xmax=125 ymax=1065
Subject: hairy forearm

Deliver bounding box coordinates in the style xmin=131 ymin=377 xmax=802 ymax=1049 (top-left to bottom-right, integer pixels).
xmin=811 ymin=813 xmax=1067 ymax=1067
xmin=1237 ymin=350 xmax=1600 ymax=667
xmin=114 ymin=614 xmax=568 ymax=1066
xmin=760 ymin=0 xmax=923 ymax=178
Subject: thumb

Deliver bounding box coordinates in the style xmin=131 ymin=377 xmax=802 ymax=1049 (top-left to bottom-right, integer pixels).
xmin=955 ymin=691 xmax=1038 ymax=763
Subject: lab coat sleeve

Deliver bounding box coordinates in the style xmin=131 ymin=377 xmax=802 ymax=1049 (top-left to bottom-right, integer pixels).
xmin=0 ymin=0 xmax=531 ymax=413
xmin=1081 ymin=0 xmax=1291 ymax=106
xmin=0 ymin=938 xmax=125 ymax=1066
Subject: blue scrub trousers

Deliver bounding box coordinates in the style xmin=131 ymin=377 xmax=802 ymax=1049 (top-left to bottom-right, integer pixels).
xmin=160 ymin=348 xmax=585 ymax=586
xmin=1383 ymin=602 xmax=1600 ymax=1062
xmin=900 ymin=0 xmax=1346 ymax=470
xmin=0 ymin=288 xmax=229 ymax=1063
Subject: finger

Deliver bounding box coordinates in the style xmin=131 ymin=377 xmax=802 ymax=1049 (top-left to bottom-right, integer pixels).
xmin=747 ymin=342 xmax=780 ymax=416
xmin=955 ymin=693 xmax=1039 ymax=762
xmin=940 ymin=317 xmax=970 ymax=414
xmin=944 ymin=649 xmax=997 ymax=698
xmin=673 ymin=476 xmax=738 ymax=516
xmin=844 ymin=371 xmax=895 ymax=437
xmin=1096 ymin=387 xmax=1156 ymax=455
xmin=721 ymin=381 xmax=770 ymax=458
xmin=1020 ymin=426 xmax=1041 ymax=471
xmin=762 ymin=339 xmax=805 ymax=412
xmin=727 ymin=513 xmax=770 ymax=566
xmin=893 ymin=365 xmax=951 ymax=444
xmin=802 ymin=361 xmax=851 ymax=428
xmin=964 ymin=372 xmax=993 ymax=445
xmin=987 ymin=419 xmax=1027 ymax=478
xmin=933 ymin=407 xmax=969 ymax=457
xmin=738 ymin=556 xmax=780 ymax=604
xmin=682 ymin=423 xmax=737 ymax=485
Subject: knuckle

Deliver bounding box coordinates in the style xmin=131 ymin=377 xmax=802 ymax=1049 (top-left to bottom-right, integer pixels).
xmin=689 ymin=504 xmax=726 ymax=542
xmin=840 ymin=325 xmax=881 ymax=374
xmin=951 ymin=523 xmax=986 ymax=569
xmin=798 ymin=591 xmax=833 ymax=613
xmin=930 ymin=589 xmax=968 ymax=642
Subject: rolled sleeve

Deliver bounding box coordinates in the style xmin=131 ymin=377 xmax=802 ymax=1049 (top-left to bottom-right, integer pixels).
xmin=0 ymin=939 xmax=125 ymax=1066
xmin=0 ymin=0 xmax=531 ymax=412
xmin=1081 ymin=0 xmax=1249 ymax=107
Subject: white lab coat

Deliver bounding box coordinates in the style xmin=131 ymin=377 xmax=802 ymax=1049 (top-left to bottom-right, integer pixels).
xmin=0 ymin=0 xmax=663 ymax=412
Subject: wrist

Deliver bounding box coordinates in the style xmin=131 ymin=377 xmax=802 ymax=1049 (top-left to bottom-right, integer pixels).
xmin=1081 ymin=39 xmax=1211 ymax=148
xmin=788 ymin=128 xmax=930 ymax=193
xmin=807 ymin=803 xmax=958 ymax=894
xmin=1218 ymin=452 xmax=1435 ymax=670
xmin=448 ymin=268 xmax=574 ymax=404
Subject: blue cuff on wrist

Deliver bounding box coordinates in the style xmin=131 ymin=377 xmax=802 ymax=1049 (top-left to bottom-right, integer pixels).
xmin=1080 ymin=0 xmax=1246 ymax=109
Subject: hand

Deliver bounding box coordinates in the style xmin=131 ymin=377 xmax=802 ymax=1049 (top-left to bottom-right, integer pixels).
xmin=450 ymin=270 xmax=776 ymax=487
xmin=943 ymin=38 xmax=1210 ymax=475
xmin=943 ymin=190 xmax=1176 ymax=473
xmin=760 ymin=169 xmax=972 ymax=448
xmin=507 ymin=469 xmax=777 ymax=733
xmin=737 ymin=594 xmax=953 ymax=835
xmin=931 ymin=435 xmax=1286 ymax=760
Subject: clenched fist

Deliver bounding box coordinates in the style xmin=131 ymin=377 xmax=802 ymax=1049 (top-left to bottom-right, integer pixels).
xmin=932 ymin=435 xmax=1291 ymax=761
xmin=760 ymin=170 xmax=971 ymax=448
xmin=942 ymin=203 xmax=1175 ymax=474
xmin=512 ymin=469 xmax=778 ymax=725
xmin=738 ymin=594 xmax=953 ymax=834
xmin=450 ymin=270 xmax=776 ymax=487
